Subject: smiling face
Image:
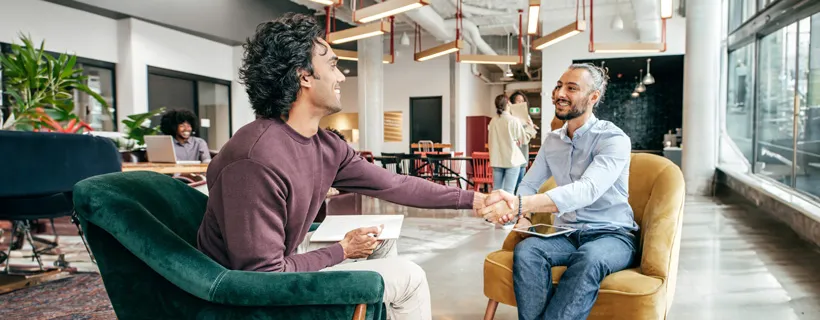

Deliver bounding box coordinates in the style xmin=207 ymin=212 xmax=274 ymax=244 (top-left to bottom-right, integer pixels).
xmin=300 ymin=38 xmax=346 ymax=116
xmin=177 ymin=121 xmax=192 ymax=139
xmin=551 ymin=68 xmax=600 ymax=121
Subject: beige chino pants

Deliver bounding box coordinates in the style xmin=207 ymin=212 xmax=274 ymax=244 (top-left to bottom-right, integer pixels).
xmin=296 ymin=232 xmax=431 ymax=320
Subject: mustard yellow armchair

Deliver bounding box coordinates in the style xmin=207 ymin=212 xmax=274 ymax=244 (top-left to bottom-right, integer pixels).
xmin=483 ymin=153 xmax=685 ymax=320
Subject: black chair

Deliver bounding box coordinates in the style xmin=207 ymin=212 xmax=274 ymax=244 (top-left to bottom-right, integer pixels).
xmin=0 ymin=131 xmax=121 ymax=273
xmin=425 ymin=153 xmax=462 ymax=188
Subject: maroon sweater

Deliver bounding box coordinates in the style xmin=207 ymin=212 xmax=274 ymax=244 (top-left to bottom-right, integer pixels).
xmin=196 ymin=118 xmax=476 ymax=272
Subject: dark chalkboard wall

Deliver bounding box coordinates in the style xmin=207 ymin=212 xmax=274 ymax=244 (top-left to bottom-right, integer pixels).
xmin=573 ymin=55 xmax=684 ymax=151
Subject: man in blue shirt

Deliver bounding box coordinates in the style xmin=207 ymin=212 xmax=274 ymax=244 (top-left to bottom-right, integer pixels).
xmin=480 ymin=63 xmax=639 ymax=320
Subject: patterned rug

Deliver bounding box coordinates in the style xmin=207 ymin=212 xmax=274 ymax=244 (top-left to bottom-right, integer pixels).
xmin=0 ymin=273 xmax=115 ymax=319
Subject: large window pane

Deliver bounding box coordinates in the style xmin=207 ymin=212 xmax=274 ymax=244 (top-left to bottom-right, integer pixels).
xmin=726 ymin=45 xmax=755 ymax=162
xmin=197 ymin=81 xmax=231 ymax=151
xmin=755 ymin=23 xmax=797 ymax=186
xmin=74 ymin=65 xmax=116 ymax=131
xmin=797 ymin=14 xmax=820 ymax=199
xmin=729 ymin=0 xmax=756 ymax=32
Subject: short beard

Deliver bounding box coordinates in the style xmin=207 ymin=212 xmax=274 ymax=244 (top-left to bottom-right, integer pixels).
xmin=555 ymin=107 xmax=585 ymax=121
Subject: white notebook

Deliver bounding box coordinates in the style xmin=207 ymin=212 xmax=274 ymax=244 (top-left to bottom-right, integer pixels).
xmin=310 ymin=215 xmax=404 ymax=242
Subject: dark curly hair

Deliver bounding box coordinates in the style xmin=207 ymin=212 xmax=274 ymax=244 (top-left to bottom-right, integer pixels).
xmin=240 ymin=13 xmax=327 ymax=119
xmin=325 ymin=127 xmax=346 ymax=141
xmin=160 ymin=109 xmax=199 ymax=136
xmin=509 ymin=91 xmax=528 ymax=104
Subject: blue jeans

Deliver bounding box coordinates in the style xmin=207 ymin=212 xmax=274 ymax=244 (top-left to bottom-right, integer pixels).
xmin=513 ymin=228 xmax=638 ymax=320
xmin=514 ymin=165 xmax=527 ymax=194
xmin=492 ymin=167 xmax=520 ymax=194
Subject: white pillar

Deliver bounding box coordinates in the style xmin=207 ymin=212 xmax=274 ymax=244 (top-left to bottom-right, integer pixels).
xmin=681 ymin=0 xmax=721 ymax=195
xmin=357 ymin=36 xmax=384 ymax=155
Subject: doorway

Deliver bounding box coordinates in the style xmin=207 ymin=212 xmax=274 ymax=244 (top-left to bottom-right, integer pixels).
xmin=147 ymin=66 xmax=232 ymax=150
xmin=409 ymin=96 xmax=442 ymax=152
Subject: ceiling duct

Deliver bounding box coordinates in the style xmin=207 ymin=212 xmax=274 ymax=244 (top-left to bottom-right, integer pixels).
xmin=629 ymin=0 xmax=662 ymax=42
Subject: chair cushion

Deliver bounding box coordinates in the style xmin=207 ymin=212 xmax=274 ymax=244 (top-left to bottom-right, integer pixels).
xmin=484 ymin=250 xmax=664 ymax=306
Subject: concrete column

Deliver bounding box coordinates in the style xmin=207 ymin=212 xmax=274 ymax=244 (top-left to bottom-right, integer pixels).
xmin=357 ymin=36 xmax=384 ymax=155
xmin=681 ymin=0 xmax=721 ymax=195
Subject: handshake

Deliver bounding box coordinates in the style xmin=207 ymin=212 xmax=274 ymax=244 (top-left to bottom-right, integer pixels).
xmin=472 ymin=190 xmax=522 ymax=226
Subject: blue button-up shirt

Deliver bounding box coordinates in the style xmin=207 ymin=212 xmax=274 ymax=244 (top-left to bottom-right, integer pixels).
xmin=518 ymin=115 xmax=638 ymax=232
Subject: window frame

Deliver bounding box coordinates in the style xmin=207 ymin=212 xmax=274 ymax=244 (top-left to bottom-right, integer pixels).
xmin=725 ymin=0 xmax=820 ymax=201
xmin=0 ymin=41 xmax=118 ymax=131
xmin=146 ymin=65 xmax=233 ymax=140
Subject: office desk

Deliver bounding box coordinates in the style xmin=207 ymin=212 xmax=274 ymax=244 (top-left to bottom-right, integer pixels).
xmin=122 ymin=163 xmax=208 ymax=174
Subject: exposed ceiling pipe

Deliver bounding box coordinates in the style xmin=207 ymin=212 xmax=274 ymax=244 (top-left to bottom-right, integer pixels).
xmin=446 ymin=0 xmax=510 ymax=17
xmin=443 ymin=18 xmax=509 ymax=71
xmin=629 ymin=0 xmax=662 ymax=42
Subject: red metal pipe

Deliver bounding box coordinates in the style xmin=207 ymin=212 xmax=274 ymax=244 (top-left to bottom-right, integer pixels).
xmin=589 ymin=0 xmax=594 ymax=52
xmin=518 ymin=9 xmax=523 ymax=63
xmin=325 ymin=6 xmax=331 ymax=41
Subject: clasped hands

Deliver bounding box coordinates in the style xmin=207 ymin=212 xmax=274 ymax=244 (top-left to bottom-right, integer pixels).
xmin=473 ymin=190 xmax=523 ymax=226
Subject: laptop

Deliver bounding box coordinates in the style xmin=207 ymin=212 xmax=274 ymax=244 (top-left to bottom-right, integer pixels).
xmin=144 ymin=135 xmax=202 ymax=164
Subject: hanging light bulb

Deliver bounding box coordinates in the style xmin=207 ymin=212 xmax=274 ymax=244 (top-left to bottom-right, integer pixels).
xmin=505 ymin=66 xmax=514 ymax=78
xmin=635 ymin=70 xmax=646 ymax=93
xmin=631 ymin=91 xmax=639 ymax=98
xmin=400 ymin=32 xmax=411 ymax=46
xmin=643 ymin=58 xmax=655 ymax=85
xmin=611 ymin=15 xmax=624 ymax=30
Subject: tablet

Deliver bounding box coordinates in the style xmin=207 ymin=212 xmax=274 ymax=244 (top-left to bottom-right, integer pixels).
xmin=512 ymin=224 xmax=575 ymax=238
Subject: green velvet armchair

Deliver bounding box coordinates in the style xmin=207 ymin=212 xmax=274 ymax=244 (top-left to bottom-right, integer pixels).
xmin=72 ymin=171 xmax=387 ymax=320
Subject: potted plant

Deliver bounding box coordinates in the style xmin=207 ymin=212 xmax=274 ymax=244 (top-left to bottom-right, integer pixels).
xmin=116 ymin=108 xmax=165 ymax=162
xmin=0 ymin=33 xmax=109 ymax=132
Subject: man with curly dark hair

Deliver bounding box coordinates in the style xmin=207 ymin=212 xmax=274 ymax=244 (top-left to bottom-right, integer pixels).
xmin=159 ymin=109 xmax=211 ymax=163
xmin=196 ymin=13 xmax=491 ymax=320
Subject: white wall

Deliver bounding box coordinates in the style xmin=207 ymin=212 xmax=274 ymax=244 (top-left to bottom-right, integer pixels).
xmin=538 ymin=17 xmax=687 ymax=136
xmin=117 ymin=18 xmax=235 ymax=124
xmin=1 ymin=1 xmax=250 ymax=136
xmin=232 ymin=45 xmax=254 ymax=133
xmin=0 ymin=0 xmax=119 ymax=63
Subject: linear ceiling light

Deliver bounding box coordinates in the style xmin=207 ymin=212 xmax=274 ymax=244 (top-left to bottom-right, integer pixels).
xmin=333 ymin=49 xmax=394 ymax=64
xmin=527 ymin=0 xmax=540 ymax=35
xmin=660 ymin=0 xmax=673 ymax=19
xmin=533 ymin=21 xmax=586 ymax=50
xmin=591 ymin=42 xmax=665 ymax=53
xmin=415 ymin=40 xmax=463 ymax=62
xmin=309 ymin=0 xmax=342 ymax=6
xmin=354 ymin=0 xmax=431 ymax=24
xmin=328 ymin=20 xmax=392 ymax=44
xmin=459 ymin=54 xmax=520 ymax=64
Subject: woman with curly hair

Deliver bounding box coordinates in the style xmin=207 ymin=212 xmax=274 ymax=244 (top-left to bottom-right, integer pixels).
xmin=159 ymin=109 xmax=211 ymax=163
xmin=195 ymin=13 xmax=494 ymax=320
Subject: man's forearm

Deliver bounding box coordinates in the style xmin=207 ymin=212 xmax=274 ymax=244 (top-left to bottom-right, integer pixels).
xmin=522 ymin=193 xmax=558 ymax=214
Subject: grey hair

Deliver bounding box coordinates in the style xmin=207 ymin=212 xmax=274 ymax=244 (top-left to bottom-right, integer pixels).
xmin=568 ymin=63 xmax=609 ymax=107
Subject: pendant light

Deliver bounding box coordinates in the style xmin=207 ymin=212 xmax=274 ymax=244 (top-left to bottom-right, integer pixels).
xmin=635 ymin=69 xmax=646 ymax=93
xmin=643 ymin=58 xmax=655 ymax=85
xmin=631 ymin=77 xmax=640 ymax=98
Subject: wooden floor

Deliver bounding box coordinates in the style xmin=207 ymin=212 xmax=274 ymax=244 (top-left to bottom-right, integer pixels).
xmin=2 ymin=188 xmax=820 ymax=319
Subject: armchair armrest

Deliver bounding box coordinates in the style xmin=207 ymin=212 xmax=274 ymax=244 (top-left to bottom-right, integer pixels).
xmin=210 ymin=269 xmax=385 ymax=307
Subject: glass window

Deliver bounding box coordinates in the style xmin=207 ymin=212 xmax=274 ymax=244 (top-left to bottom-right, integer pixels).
xmin=755 ymin=23 xmax=798 ymax=186
xmin=726 ymin=45 xmax=755 ymax=163
xmin=729 ymin=0 xmax=757 ymax=32
xmin=197 ymin=81 xmax=231 ymax=151
xmin=74 ymin=65 xmax=116 ymax=131
xmin=797 ymin=14 xmax=820 ymax=199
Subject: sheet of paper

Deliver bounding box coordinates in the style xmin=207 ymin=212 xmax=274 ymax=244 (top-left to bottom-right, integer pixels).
xmin=509 ymin=102 xmax=537 ymax=137
xmin=310 ymin=215 xmax=404 ymax=242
